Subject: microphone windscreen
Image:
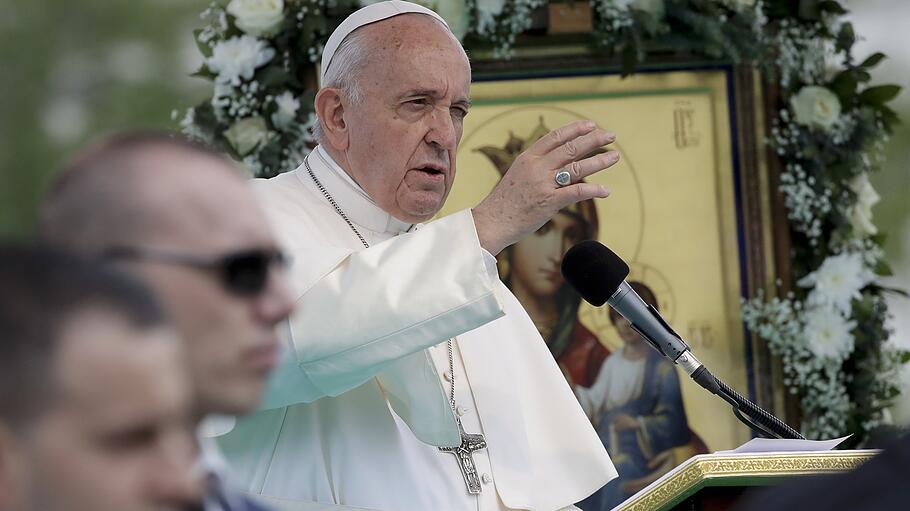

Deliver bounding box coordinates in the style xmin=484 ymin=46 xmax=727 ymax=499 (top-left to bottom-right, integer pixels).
xmin=561 ymin=240 xmax=630 ymax=306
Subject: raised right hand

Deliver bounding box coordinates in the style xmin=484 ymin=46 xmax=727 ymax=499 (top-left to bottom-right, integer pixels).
xmin=471 ymin=120 xmax=619 ymax=255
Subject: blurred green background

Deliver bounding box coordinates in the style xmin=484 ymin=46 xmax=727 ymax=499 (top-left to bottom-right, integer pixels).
xmin=1 ymin=0 xmax=907 ymax=408
xmin=0 ymin=0 xmax=210 ymax=236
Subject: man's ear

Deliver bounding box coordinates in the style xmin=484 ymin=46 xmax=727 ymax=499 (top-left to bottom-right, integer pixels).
xmin=315 ymin=88 xmax=350 ymax=151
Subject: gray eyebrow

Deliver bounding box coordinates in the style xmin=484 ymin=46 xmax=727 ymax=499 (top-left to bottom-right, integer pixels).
xmin=400 ymin=89 xmax=472 ymax=108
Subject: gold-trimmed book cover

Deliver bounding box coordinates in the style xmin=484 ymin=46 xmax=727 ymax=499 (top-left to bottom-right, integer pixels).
xmin=613 ymin=450 xmax=879 ymax=511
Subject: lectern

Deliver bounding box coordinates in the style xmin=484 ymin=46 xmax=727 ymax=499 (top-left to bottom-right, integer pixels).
xmin=613 ymin=450 xmax=878 ymax=511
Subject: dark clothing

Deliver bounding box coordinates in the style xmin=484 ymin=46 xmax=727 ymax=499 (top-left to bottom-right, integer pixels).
xmin=737 ymin=434 xmax=910 ymax=511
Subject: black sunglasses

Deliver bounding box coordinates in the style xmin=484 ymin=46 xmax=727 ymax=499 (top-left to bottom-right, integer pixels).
xmin=103 ymin=246 xmax=288 ymax=297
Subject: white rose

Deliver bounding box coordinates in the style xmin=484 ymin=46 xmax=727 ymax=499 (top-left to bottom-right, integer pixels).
xmin=271 ymin=91 xmax=300 ymax=131
xmin=790 ymin=86 xmax=842 ymax=131
xmin=847 ymin=173 xmax=881 ymax=237
xmin=802 ymin=305 xmax=856 ymax=361
xmin=227 ymin=0 xmax=285 ymax=37
xmin=207 ymin=35 xmax=276 ymax=85
xmin=225 ymin=116 xmax=271 ymax=155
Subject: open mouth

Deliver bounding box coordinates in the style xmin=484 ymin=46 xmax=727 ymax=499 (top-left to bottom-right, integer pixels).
xmin=415 ymin=165 xmax=446 ymax=176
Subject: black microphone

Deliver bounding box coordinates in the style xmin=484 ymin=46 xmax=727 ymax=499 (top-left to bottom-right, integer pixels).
xmin=560 ymin=240 xmax=708 ymax=379
xmin=561 ymin=240 xmax=803 ymax=440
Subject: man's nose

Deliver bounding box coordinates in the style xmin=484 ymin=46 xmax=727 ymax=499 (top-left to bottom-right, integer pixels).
xmin=425 ymin=107 xmax=457 ymax=151
xmin=255 ymin=266 xmax=295 ymax=325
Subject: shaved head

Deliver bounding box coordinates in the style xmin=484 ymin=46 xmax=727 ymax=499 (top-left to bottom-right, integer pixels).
xmin=39 ymin=131 xmax=294 ymax=418
xmin=39 ymin=133 xmax=245 ymax=253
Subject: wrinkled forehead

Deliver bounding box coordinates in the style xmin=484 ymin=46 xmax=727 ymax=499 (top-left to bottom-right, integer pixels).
xmin=354 ymin=16 xmax=472 ymax=93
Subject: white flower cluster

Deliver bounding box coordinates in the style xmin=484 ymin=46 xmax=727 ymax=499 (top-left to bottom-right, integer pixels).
xmin=800 ymin=364 xmax=851 ymax=439
xmin=836 ymin=236 xmax=884 ymax=268
xmin=748 ymin=1 xmax=768 ymax=41
xmin=828 ymin=110 xmax=858 ymax=146
xmin=741 ymin=292 xmax=851 ymax=438
xmin=800 ymin=251 xmax=874 ymax=316
xmin=774 ymin=20 xmax=829 ymax=89
xmin=778 ymin=161 xmax=832 ymax=242
xmin=741 ymin=291 xmax=803 ymax=355
xmin=743 ymin=245 xmax=880 ymax=439
xmin=207 ymin=35 xmax=276 ymax=85
xmin=769 ymin=108 xmax=801 ymax=156
xmin=592 ymin=0 xmax=636 ymax=45
xmin=801 ymin=306 xmax=856 ymax=360
xmin=475 ymin=0 xmax=507 ymax=36
xmin=847 ymin=173 xmax=882 ymax=237
xmin=198 ymin=3 xmax=230 ymax=46
xmin=486 ymin=0 xmax=547 ymax=58
xmin=213 ymin=81 xmax=265 ymax=120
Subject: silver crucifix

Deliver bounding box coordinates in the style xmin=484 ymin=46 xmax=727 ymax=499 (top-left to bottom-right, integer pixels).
xmin=438 ymin=417 xmax=488 ymax=494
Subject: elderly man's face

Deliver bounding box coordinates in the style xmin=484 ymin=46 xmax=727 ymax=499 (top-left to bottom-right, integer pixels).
xmin=12 ymin=311 xmax=200 ymax=511
xmin=131 ymin=153 xmax=294 ymax=418
xmin=343 ymin=15 xmax=471 ymax=223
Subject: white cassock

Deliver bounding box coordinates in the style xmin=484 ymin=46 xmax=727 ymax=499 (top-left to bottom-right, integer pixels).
xmin=216 ymin=146 xmax=617 ymax=511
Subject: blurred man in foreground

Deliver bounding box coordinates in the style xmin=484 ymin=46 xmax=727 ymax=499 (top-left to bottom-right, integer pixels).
xmin=0 ymin=243 xmax=201 ymax=511
xmin=38 ymin=132 xmax=296 ymax=510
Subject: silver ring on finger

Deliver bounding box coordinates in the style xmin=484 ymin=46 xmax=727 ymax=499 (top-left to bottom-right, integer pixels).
xmin=555 ymin=169 xmax=572 ymax=187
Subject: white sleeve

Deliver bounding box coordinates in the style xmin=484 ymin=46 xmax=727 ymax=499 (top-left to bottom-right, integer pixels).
xmin=260 ymin=209 xmax=504 ymax=409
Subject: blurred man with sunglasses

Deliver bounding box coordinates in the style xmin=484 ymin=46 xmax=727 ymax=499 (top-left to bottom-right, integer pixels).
xmin=38 ymin=132 xmax=296 ymax=511
xmin=0 ymin=243 xmax=202 ymax=511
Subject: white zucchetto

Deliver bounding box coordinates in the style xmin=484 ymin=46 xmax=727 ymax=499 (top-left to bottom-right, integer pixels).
xmin=319 ymin=0 xmax=450 ymax=85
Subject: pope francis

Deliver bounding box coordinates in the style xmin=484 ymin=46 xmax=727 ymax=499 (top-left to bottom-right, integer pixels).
xmin=216 ymin=2 xmax=621 ymax=510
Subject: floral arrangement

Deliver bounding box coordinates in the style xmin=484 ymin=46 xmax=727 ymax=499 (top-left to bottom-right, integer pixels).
xmin=738 ymin=4 xmax=905 ymax=443
xmin=178 ymin=0 xmax=904 ymax=445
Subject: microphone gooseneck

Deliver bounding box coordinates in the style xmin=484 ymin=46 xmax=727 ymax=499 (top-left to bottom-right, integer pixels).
xmin=561 ymin=240 xmax=803 ymax=440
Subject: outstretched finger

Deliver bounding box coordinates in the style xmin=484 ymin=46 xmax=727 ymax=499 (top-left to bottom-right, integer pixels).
xmin=543 ymin=128 xmax=615 ymax=170
xmin=557 ymin=150 xmax=620 ymax=184
xmin=555 ymin=182 xmax=611 ymax=210
xmin=527 ymin=120 xmax=598 ymax=156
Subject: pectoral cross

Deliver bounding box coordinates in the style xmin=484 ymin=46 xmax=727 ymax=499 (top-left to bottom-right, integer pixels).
xmin=438 ymin=417 xmax=488 ymax=494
